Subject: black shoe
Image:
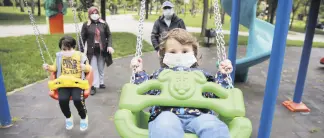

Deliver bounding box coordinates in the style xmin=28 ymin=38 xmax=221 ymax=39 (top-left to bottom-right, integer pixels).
xmin=99 ymin=84 xmax=106 ymax=89
xmin=90 ymin=87 xmax=96 ymax=95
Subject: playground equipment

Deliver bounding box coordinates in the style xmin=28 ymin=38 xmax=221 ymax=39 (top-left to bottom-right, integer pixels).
xmin=0 ymin=65 xmax=12 ymax=128
xmin=222 ymin=0 xmax=274 ymax=82
xmin=23 ymin=0 xmax=93 ymax=100
xmin=44 ymin=0 xmax=68 ymax=34
xmin=282 ymin=0 xmax=322 ymax=113
xmin=114 ymin=0 xmax=252 ymax=137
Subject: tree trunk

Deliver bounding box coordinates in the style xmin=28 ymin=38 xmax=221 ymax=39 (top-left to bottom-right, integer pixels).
xmin=145 ymin=0 xmax=149 ymax=19
xmin=191 ymin=0 xmax=196 ymax=17
xmin=290 ymin=13 xmax=296 ymax=29
xmin=3 ymin=0 xmax=13 ymax=6
xmin=149 ymin=1 xmax=153 ymax=15
xmin=201 ymin=0 xmax=208 ymax=36
xmin=221 ymin=8 xmax=225 ymax=24
xmin=37 ymin=0 xmax=41 ymax=16
xmin=31 ymin=0 xmax=35 ymax=14
xmin=155 ymin=1 xmax=159 ymax=14
xmin=269 ymin=0 xmax=278 ymax=24
xmin=100 ymin=0 xmax=106 ymax=20
xmin=19 ymin=0 xmax=24 ymax=12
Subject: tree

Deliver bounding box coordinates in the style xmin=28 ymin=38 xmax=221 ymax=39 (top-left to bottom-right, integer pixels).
xmin=3 ymin=0 xmax=13 ymax=6
xmin=145 ymin=0 xmax=149 ymax=19
xmin=201 ymin=0 xmax=208 ymax=36
xmin=19 ymin=0 xmax=25 ymax=12
xmin=266 ymin=0 xmax=278 ymax=24
xmin=37 ymin=0 xmax=41 ymax=16
xmin=191 ymin=0 xmax=196 ymax=17
xmin=290 ymin=0 xmax=302 ymax=29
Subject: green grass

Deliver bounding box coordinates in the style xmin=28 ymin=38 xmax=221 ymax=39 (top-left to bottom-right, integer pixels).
xmin=192 ymin=33 xmax=324 ymax=48
xmin=289 ymin=19 xmax=324 ymax=35
xmin=0 ymin=32 xmax=153 ymax=92
xmin=134 ymin=13 xmax=324 ymax=35
xmin=134 ymin=14 xmax=249 ymax=32
xmin=0 ymin=6 xmax=78 ymax=25
xmin=0 ymin=6 xmax=136 ymax=25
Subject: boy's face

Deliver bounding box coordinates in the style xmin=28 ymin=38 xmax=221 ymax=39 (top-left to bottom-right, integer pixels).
xmin=165 ymin=38 xmax=193 ymax=54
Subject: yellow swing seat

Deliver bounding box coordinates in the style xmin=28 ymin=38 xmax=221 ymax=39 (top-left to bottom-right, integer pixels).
xmin=48 ymin=75 xmax=90 ymax=91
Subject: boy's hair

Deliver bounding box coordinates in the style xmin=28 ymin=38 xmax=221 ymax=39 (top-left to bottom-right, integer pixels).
xmin=59 ymin=35 xmax=76 ymax=50
xmin=158 ymin=28 xmax=200 ymax=68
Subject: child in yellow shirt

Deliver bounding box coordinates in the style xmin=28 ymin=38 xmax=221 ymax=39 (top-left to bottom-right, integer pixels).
xmin=43 ymin=35 xmax=91 ymax=131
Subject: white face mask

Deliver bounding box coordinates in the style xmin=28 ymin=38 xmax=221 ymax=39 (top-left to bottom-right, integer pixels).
xmin=90 ymin=14 xmax=100 ymax=20
xmin=163 ymin=52 xmax=197 ymax=68
xmin=163 ymin=9 xmax=174 ymax=20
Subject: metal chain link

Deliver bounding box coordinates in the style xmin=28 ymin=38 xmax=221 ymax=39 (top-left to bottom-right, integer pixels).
xmin=69 ymin=0 xmax=85 ymax=51
xmin=130 ymin=0 xmax=146 ymax=83
xmin=23 ymin=0 xmax=54 ymax=64
xmin=213 ymin=0 xmax=233 ymax=88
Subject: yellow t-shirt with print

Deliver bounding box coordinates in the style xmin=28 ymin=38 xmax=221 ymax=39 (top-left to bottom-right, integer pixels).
xmin=48 ymin=51 xmax=90 ymax=78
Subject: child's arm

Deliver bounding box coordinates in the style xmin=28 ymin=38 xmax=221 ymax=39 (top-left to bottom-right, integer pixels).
xmin=43 ymin=59 xmax=57 ymax=72
xmin=134 ymin=69 xmax=162 ymax=95
xmin=215 ymin=72 xmax=231 ymax=88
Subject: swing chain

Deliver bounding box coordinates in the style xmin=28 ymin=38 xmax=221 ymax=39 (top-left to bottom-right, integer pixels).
xmin=130 ymin=0 xmax=146 ymax=83
xmin=213 ymin=0 xmax=233 ymax=88
xmin=69 ymin=0 xmax=85 ymax=51
xmin=23 ymin=0 xmax=54 ymax=64
xmin=213 ymin=0 xmax=226 ymax=62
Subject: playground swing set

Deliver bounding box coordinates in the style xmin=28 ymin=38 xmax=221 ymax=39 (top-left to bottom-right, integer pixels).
xmin=0 ymin=0 xmax=323 ymax=138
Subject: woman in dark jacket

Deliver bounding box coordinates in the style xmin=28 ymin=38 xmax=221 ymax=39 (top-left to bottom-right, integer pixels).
xmin=81 ymin=6 xmax=114 ymax=95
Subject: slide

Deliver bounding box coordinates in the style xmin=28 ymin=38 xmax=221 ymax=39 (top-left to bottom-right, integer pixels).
xmin=221 ymin=0 xmax=275 ymax=82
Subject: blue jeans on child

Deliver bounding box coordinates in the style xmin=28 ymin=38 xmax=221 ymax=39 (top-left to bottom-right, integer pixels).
xmin=149 ymin=111 xmax=230 ymax=138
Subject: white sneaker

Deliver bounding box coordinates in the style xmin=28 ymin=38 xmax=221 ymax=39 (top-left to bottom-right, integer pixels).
xmin=80 ymin=115 xmax=88 ymax=131
xmin=65 ymin=116 xmax=74 ymax=130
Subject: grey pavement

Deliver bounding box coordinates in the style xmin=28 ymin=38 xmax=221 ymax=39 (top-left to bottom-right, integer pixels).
xmin=0 ymin=46 xmax=324 ymax=138
xmin=0 ymin=14 xmax=323 ymax=43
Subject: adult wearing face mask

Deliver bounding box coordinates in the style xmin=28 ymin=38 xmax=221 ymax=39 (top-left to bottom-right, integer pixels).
xmin=80 ymin=6 xmax=114 ymax=95
xmin=151 ymin=1 xmax=186 ymax=52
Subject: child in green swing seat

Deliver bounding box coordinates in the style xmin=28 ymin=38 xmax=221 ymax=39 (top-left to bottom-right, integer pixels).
xmin=130 ymin=28 xmax=233 ymax=138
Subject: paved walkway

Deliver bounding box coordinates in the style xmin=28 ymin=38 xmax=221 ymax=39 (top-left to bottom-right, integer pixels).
xmin=0 ymin=14 xmax=324 ymax=43
xmin=1 ymin=14 xmax=324 ymax=138
xmin=1 ymin=46 xmax=324 ymax=138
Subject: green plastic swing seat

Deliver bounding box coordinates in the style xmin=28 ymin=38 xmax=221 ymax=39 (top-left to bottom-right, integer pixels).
xmin=114 ymin=69 xmax=252 ymax=138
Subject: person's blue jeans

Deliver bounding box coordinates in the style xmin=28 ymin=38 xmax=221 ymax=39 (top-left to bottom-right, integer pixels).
xmin=149 ymin=111 xmax=230 ymax=138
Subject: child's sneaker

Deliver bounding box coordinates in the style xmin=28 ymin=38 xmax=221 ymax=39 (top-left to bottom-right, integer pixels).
xmin=80 ymin=115 xmax=88 ymax=131
xmin=65 ymin=116 xmax=74 ymax=130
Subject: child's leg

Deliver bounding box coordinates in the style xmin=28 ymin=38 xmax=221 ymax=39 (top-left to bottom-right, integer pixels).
xmin=71 ymin=88 xmax=88 ymax=131
xmin=71 ymin=88 xmax=87 ymax=119
xmin=58 ymin=88 xmax=72 ymax=118
xmin=148 ymin=111 xmax=184 ymax=138
xmin=185 ymin=114 xmax=230 ymax=138
xmin=58 ymin=88 xmax=73 ymax=130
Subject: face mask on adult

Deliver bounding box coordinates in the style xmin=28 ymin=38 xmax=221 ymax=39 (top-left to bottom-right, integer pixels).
xmin=163 ymin=9 xmax=174 ymax=20
xmin=90 ymin=14 xmax=100 ymax=21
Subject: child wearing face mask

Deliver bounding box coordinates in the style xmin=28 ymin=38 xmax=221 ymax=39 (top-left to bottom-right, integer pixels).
xmin=130 ymin=28 xmax=233 ymax=138
xmin=43 ymin=35 xmax=90 ymax=131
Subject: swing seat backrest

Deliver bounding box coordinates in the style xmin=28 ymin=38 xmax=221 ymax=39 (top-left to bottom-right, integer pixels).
xmin=119 ymin=69 xmax=245 ymax=117
xmin=48 ymin=67 xmax=93 ymax=100
xmin=114 ymin=69 xmax=252 ymax=138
